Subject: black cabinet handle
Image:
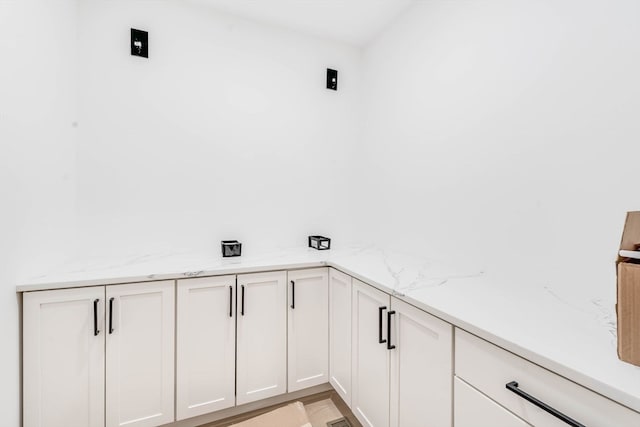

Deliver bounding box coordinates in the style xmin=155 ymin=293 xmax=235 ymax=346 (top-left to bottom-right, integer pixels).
xmin=108 ymin=297 xmax=114 ymax=334
xmin=387 ymin=310 xmax=396 ymax=350
xmin=506 ymin=382 xmax=585 ymax=427
xmin=93 ymin=299 xmax=99 ymax=336
xmin=378 ymin=306 xmax=387 ymax=344
xmin=241 ymin=285 xmax=245 ymax=316
xmin=229 ymin=286 xmax=233 ymax=317
xmin=290 ymin=281 xmax=295 ymax=309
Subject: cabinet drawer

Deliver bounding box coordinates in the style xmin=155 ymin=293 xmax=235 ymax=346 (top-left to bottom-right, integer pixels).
xmin=455 ymin=329 xmax=640 ymax=427
xmin=455 ymin=377 xmax=529 ymax=427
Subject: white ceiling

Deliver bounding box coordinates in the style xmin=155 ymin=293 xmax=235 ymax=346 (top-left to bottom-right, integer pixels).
xmin=191 ymin=0 xmax=415 ymax=46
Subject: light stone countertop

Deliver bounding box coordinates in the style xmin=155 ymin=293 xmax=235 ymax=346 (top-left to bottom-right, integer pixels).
xmin=16 ymin=244 xmax=640 ymax=415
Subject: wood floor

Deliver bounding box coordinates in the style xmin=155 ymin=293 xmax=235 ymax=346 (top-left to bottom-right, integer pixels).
xmin=198 ymin=390 xmax=362 ymax=427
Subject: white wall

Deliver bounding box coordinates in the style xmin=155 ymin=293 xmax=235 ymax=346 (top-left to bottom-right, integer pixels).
xmin=358 ymin=0 xmax=640 ymax=301
xmin=0 ymin=0 xmax=80 ymax=424
xmin=1 ymin=2 xmax=361 ymax=425
xmin=7 ymin=0 xmax=640 ymax=424
xmin=75 ymin=0 xmax=362 ymax=257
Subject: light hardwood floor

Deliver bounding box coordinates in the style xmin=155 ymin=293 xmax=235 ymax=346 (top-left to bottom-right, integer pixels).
xmin=199 ymin=390 xmax=362 ymax=427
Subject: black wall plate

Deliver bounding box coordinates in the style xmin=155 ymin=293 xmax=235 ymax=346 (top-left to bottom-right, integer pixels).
xmin=327 ymin=68 xmax=338 ymax=90
xmin=131 ymin=28 xmax=148 ymax=58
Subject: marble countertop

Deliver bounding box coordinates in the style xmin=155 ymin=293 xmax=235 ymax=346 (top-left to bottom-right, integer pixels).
xmin=16 ymin=247 xmax=329 ymax=291
xmin=16 ymin=244 xmax=640 ymax=415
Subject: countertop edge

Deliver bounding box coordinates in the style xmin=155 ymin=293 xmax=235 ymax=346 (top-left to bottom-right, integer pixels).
xmin=16 ymin=261 xmax=327 ymax=292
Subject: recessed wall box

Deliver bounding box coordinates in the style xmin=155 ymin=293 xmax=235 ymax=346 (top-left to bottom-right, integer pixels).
xmin=131 ymin=28 xmax=148 ymax=58
xmin=326 ymin=68 xmax=338 ymax=90
xmin=308 ymin=235 xmax=331 ymax=250
xmin=221 ymin=240 xmax=242 ymax=257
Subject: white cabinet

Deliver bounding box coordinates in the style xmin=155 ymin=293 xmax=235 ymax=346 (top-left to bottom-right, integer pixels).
xmin=287 ymin=267 xmax=329 ymax=392
xmin=454 ymin=377 xmax=529 ymax=427
xmin=455 ymin=328 xmax=640 ymax=427
xmin=389 ymin=298 xmax=452 ymax=427
xmin=23 ymin=281 xmax=174 ymax=427
xmin=329 ymin=268 xmax=353 ymax=407
xmin=351 ymin=281 xmax=453 ymax=427
xmin=176 ymin=275 xmax=236 ymax=420
xmin=351 ymin=280 xmax=391 ymax=427
xmin=236 ymin=271 xmax=287 ymax=405
xmin=106 ymin=281 xmax=175 ymax=427
xmin=23 ymin=287 xmax=106 ymax=427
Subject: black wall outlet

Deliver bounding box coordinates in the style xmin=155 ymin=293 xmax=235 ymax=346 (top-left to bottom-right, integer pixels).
xmin=131 ymin=28 xmax=148 ymax=58
xmin=326 ymin=68 xmax=338 ymax=90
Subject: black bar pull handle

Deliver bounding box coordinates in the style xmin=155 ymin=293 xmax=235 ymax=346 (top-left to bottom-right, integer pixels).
xmin=108 ymin=297 xmax=115 ymax=334
xmin=93 ymin=299 xmax=100 ymax=336
xmin=378 ymin=306 xmax=387 ymax=344
xmin=506 ymin=382 xmax=586 ymax=427
xmin=229 ymin=286 xmax=233 ymax=317
xmin=387 ymin=310 xmax=396 ymax=350
xmin=290 ymin=281 xmax=295 ymax=309
xmin=241 ymin=285 xmax=245 ymax=316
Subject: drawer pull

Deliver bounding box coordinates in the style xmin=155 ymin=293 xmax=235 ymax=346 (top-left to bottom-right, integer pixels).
xmin=387 ymin=310 xmax=396 ymax=350
xmin=506 ymin=381 xmax=586 ymax=427
xmin=290 ymin=280 xmax=295 ymax=309
xmin=93 ymin=299 xmax=100 ymax=336
xmin=378 ymin=306 xmax=387 ymax=344
xmin=109 ymin=297 xmax=114 ymax=334
xmin=241 ymin=285 xmax=245 ymax=316
xmin=229 ymin=286 xmax=233 ymax=318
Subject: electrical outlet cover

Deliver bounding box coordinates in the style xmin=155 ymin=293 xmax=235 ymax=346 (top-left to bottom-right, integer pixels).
xmin=131 ymin=28 xmax=148 ymax=58
xmin=326 ymin=68 xmax=338 ymax=90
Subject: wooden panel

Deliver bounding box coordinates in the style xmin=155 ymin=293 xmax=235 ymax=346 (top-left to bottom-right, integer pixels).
xmin=351 ymin=280 xmax=391 ymax=427
xmin=23 ymin=287 xmax=105 ymax=427
xmin=236 ymin=271 xmax=287 ymax=405
xmin=329 ymin=268 xmax=353 ymax=407
xmin=389 ymin=297 xmax=452 ymax=427
xmin=287 ymin=268 xmax=329 ymax=392
xmin=106 ymin=281 xmax=175 ymax=427
xmin=619 ymin=211 xmax=640 ymax=252
xmin=177 ymin=275 xmax=237 ymax=420
xmin=617 ymin=262 xmax=640 ymax=365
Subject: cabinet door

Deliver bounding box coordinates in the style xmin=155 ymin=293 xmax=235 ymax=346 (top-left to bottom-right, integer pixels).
xmin=176 ymin=276 xmax=236 ymax=420
xmin=106 ymin=281 xmax=175 ymax=427
xmin=288 ymin=268 xmax=329 ymax=392
xmin=236 ymin=271 xmax=287 ymax=405
xmin=389 ymin=297 xmax=452 ymax=427
xmin=329 ymin=268 xmax=353 ymax=407
xmin=23 ymin=287 xmax=105 ymax=427
xmin=454 ymin=377 xmax=529 ymax=427
xmin=352 ymin=280 xmax=391 ymax=427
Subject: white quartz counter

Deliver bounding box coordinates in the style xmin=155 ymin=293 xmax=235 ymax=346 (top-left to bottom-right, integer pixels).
xmin=16 ymin=244 xmax=640 ymax=415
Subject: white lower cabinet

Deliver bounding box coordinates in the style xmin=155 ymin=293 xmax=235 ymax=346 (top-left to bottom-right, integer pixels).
xmin=287 ymin=267 xmax=329 ymax=392
xmin=351 ymin=280 xmax=454 ymax=427
xmin=176 ymin=275 xmax=236 ymax=420
xmin=236 ymin=271 xmax=287 ymax=405
xmin=351 ymin=280 xmax=392 ymax=427
xmin=24 ymin=281 xmax=175 ymax=427
xmin=106 ymin=281 xmax=175 ymax=427
xmin=28 ymin=266 xmax=638 ymax=427
xmin=455 ymin=328 xmax=640 ymax=427
xmin=23 ymin=287 xmax=106 ymax=427
xmin=389 ymin=298 xmax=452 ymax=427
xmin=329 ymin=268 xmax=353 ymax=407
xmin=454 ymin=377 xmax=529 ymax=427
